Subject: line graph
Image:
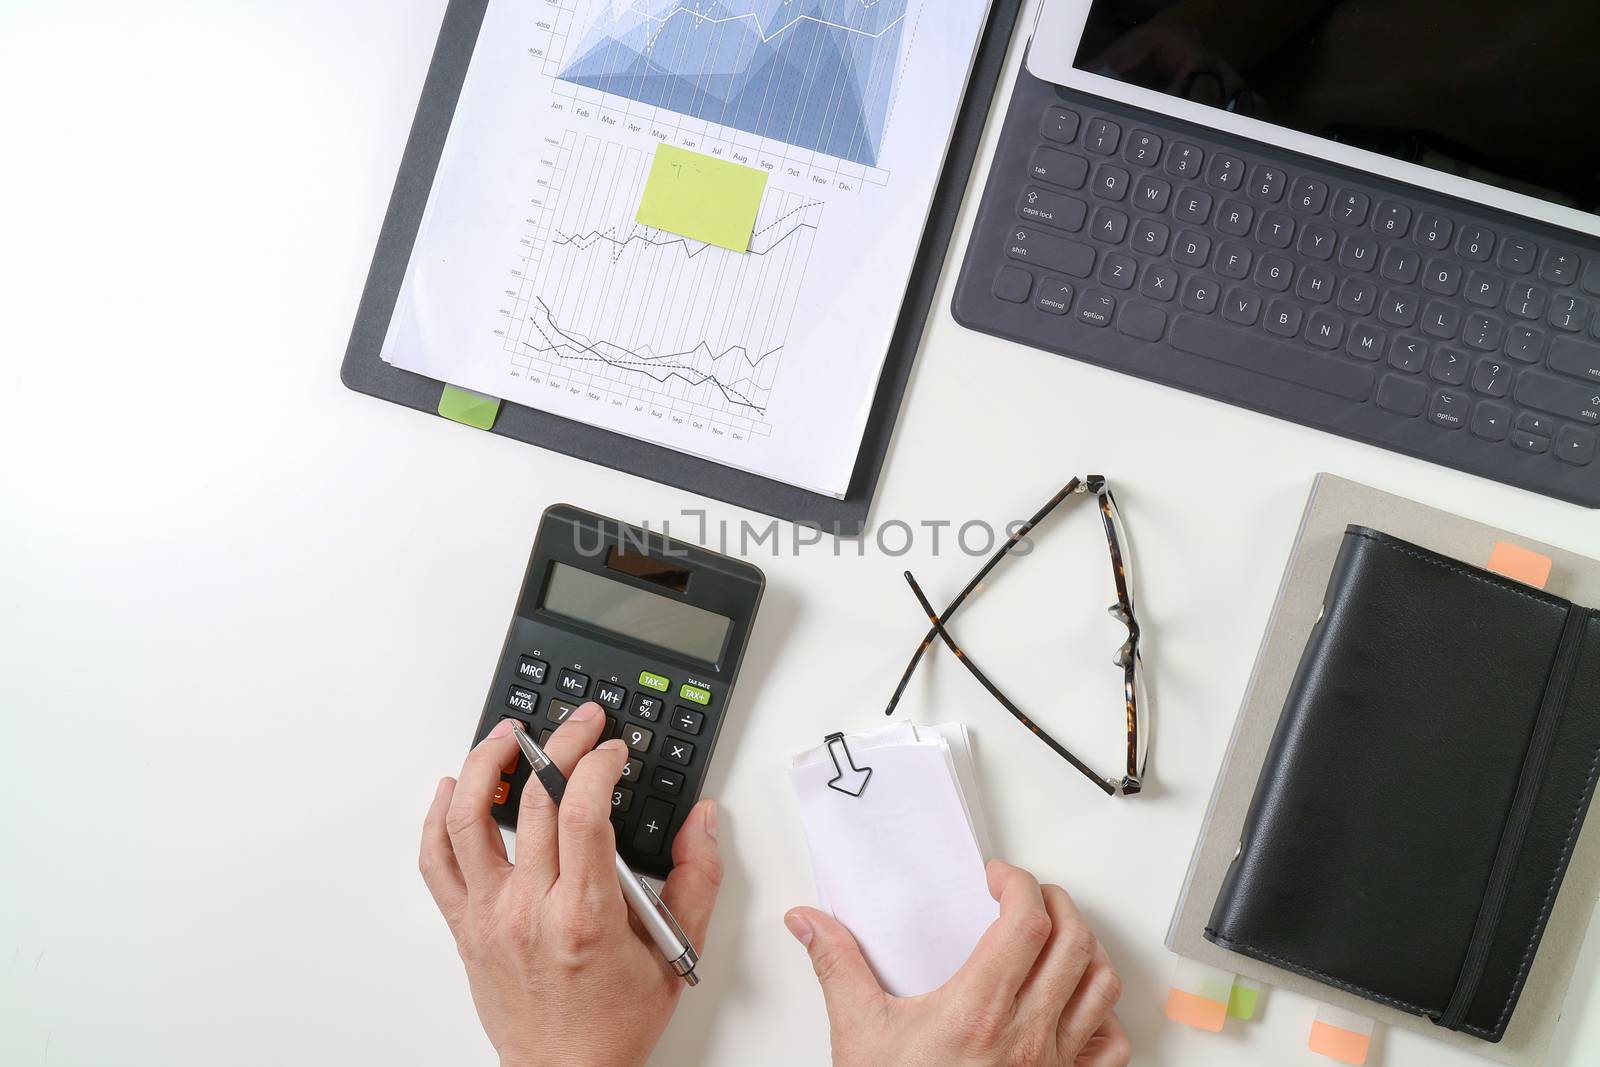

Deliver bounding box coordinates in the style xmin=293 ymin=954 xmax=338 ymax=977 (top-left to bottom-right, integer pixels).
xmin=502 ymin=131 xmax=824 ymax=438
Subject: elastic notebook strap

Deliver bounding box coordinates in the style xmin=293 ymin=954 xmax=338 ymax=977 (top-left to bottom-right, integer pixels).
xmin=1439 ymin=606 xmax=1590 ymax=1030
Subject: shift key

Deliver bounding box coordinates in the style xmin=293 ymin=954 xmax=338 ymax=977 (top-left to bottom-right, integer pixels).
xmin=1007 ymin=226 xmax=1095 ymax=278
xmin=1516 ymin=371 xmax=1600 ymax=424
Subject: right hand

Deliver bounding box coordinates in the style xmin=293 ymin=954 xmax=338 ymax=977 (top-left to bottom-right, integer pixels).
xmin=785 ymin=860 xmax=1130 ymax=1067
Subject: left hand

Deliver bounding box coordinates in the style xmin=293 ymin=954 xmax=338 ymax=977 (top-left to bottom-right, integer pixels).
xmin=420 ymin=707 xmax=724 ymax=1067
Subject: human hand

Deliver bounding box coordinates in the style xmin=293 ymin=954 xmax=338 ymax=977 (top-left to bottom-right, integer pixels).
xmin=786 ymin=861 xmax=1129 ymax=1067
xmin=420 ymin=706 xmax=723 ymax=1067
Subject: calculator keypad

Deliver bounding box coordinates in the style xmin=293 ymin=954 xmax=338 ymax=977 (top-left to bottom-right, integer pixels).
xmin=671 ymin=707 xmax=705 ymax=735
xmin=622 ymin=724 xmax=655 ymax=753
xmin=507 ymin=687 xmax=539 ymax=714
xmin=631 ymin=694 xmax=663 ymax=722
xmin=595 ymin=682 xmax=626 ymax=710
xmin=663 ymin=738 xmax=695 ymax=766
xmin=557 ymin=669 xmax=590 ymax=699
xmin=633 ymin=797 xmax=675 ymax=855
xmin=517 ymin=657 xmax=548 ymax=684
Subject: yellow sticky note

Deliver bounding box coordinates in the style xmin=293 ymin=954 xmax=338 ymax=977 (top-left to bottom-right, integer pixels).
xmin=636 ymin=144 xmax=768 ymax=252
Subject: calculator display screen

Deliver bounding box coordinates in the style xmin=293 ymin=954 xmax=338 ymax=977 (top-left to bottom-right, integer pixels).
xmin=1073 ymin=0 xmax=1599 ymax=212
xmin=540 ymin=562 xmax=732 ymax=663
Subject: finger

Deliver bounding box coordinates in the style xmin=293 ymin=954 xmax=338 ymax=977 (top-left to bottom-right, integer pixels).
xmin=1056 ymin=943 xmax=1124 ymax=1057
xmin=443 ymin=718 xmax=519 ymax=893
xmin=950 ymin=860 xmax=1052 ymax=1010
xmin=1073 ymin=1013 xmax=1131 ymax=1067
xmin=660 ymin=799 xmax=723 ymax=947
xmin=784 ymin=907 xmax=885 ymax=1022
xmin=514 ymin=701 xmax=607 ymax=877
xmin=1017 ymin=885 xmax=1097 ymax=1020
xmin=419 ymin=777 xmax=467 ymax=928
xmin=554 ymin=738 xmax=631 ymax=909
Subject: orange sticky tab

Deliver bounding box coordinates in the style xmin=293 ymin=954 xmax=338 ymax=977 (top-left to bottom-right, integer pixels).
xmin=1309 ymin=1019 xmax=1371 ymax=1064
xmin=1166 ymin=987 xmax=1228 ymax=1032
xmin=1488 ymin=541 xmax=1552 ymax=589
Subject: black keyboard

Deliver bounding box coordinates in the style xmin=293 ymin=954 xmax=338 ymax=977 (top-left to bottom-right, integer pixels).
xmin=954 ymin=68 xmax=1600 ymax=507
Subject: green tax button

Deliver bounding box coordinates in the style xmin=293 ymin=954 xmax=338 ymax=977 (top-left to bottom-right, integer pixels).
xmin=638 ymin=671 xmax=671 ymax=693
xmin=636 ymin=144 xmax=768 ymax=253
xmin=679 ymin=683 xmax=712 ymax=706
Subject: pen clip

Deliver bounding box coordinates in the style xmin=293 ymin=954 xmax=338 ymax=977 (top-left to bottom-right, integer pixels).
xmin=638 ymin=875 xmax=694 ymax=949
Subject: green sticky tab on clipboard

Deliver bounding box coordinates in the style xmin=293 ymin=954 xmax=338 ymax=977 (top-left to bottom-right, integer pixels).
xmin=438 ymin=385 xmax=501 ymax=430
xmin=636 ymin=144 xmax=768 ymax=252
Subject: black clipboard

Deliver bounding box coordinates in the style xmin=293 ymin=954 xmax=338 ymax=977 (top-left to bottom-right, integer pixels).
xmin=341 ymin=0 xmax=1024 ymax=536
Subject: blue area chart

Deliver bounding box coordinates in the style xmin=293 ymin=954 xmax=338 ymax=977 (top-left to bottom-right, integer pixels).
xmin=559 ymin=1 xmax=908 ymax=167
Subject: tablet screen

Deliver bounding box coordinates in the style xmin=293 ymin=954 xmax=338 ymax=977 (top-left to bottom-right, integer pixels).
xmin=1072 ymin=0 xmax=1599 ymax=214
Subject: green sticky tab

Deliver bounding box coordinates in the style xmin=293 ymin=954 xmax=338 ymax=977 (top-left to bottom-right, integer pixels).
xmin=638 ymin=670 xmax=670 ymax=693
xmin=438 ymin=386 xmax=500 ymax=430
xmin=1227 ymin=983 xmax=1260 ymax=1020
xmin=636 ymin=144 xmax=768 ymax=252
xmin=679 ymin=683 xmax=711 ymax=706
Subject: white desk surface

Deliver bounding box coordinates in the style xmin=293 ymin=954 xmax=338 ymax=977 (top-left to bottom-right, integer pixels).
xmin=3 ymin=2 xmax=1598 ymax=1065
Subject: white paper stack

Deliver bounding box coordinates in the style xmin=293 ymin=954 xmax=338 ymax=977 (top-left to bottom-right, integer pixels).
xmin=790 ymin=723 xmax=998 ymax=996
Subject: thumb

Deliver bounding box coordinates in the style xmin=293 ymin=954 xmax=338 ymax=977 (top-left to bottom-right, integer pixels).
xmin=785 ymin=907 xmax=884 ymax=1015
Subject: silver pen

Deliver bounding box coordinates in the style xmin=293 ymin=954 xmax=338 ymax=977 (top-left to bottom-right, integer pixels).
xmin=510 ymin=724 xmax=701 ymax=986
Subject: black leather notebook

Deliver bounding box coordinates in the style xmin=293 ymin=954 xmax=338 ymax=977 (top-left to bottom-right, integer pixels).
xmin=1206 ymin=526 xmax=1600 ymax=1042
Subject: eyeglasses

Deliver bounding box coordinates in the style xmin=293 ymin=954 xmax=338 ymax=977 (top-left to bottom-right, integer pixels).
xmin=883 ymin=476 xmax=1148 ymax=797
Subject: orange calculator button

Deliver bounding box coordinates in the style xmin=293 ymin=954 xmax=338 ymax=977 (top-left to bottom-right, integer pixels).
xmin=492 ymin=780 xmax=512 ymax=806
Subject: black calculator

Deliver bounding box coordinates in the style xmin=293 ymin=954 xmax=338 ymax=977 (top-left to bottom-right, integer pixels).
xmin=470 ymin=505 xmax=765 ymax=878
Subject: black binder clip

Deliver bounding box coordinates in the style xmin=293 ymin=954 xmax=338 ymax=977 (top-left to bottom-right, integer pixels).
xmin=824 ymin=732 xmax=873 ymax=798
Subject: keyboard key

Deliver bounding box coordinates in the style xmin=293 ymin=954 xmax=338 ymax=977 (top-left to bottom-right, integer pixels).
xmin=1296 ymin=222 xmax=1337 ymax=261
xmin=1099 ymin=252 xmax=1137 ymax=290
xmin=1541 ymin=249 xmax=1580 ymax=286
xmin=1306 ymin=311 xmax=1344 ymax=349
xmin=1331 ymin=190 xmax=1370 ymax=226
xmin=1215 ymin=242 xmax=1252 ymax=279
xmin=1131 ymin=218 xmax=1170 ymax=255
xmin=1123 ymin=129 xmax=1162 ymax=166
xmin=1078 ymin=291 xmax=1116 ymax=326
xmin=1018 ymin=186 xmax=1087 ymax=231
xmin=1007 ymin=226 xmax=1095 ymax=277
xmin=1549 ymin=294 xmax=1588 ymax=333
xmin=1181 ymin=276 xmax=1220 ymax=314
xmin=1516 ymin=371 xmax=1600 ymax=424
xmin=1174 ymin=187 xmax=1213 ymax=224
xmin=1264 ymin=300 xmax=1302 ymax=337
xmin=1472 ymin=358 xmax=1512 ymax=397
xmin=620 ymin=757 xmax=644 ymax=783
xmin=1429 ymin=389 xmax=1469 ymax=429
xmin=1093 ymin=164 xmax=1129 ymax=201
xmin=1499 ymin=238 xmax=1537 ymax=274
xmin=1421 ymin=300 xmax=1461 ymax=339
xmin=1295 ymin=266 xmax=1334 ymax=304
xmin=1471 ymin=402 xmax=1512 ymax=441
xmin=1257 ymin=211 xmax=1295 ymax=248
xmin=611 ymin=787 xmax=633 ymax=813
xmin=1519 ymin=412 xmax=1557 ymax=436
xmin=516 ymin=656 xmax=549 ymax=684
xmin=1206 ymin=153 xmax=1244 ymax=191
xmin=1215 ymin=199 xmax=1254 ymax=236
xmin=1041 ymin=108 xmax=1081 ymax=144
xmin=1388 ymin=335 xmax=1427 ymax=373
xmin=1118 ymin=302 xmax=1167 ymax=341
xmin=621 ymin=723 xmax=654 ymax=753
xmin=595 ymin=682 xmax=626 ymax=711
xmin=1377 ymin=375 xmax=1427 ymax=416
xmin=1379 ymin=290 xmax=1419 ymax=327
xmin=1380 ymin=246 xmax=1420 ymax=284
xmin=1166 ymin=142 xmax=1203 ymax=178
xmin=1223 ymin=288 xmax=1262 ymax=326
xmin=663 ymin=738 xmax=696 ymax=766
xmin=1256 ymin=254 xmax=1293 ymax=292
xmin=1556 ymin=426 xmax=1597 ymax=465
xmin=1422 ymin=259 xmax=1462 ymax=296
xmin=1549 ymin=337 xmax=1600 ymax=383
xmin=1463 ymin=313 xmax=1505 ymax=351
xmin=1133 ymin=175 xmax=1172 ymax=213
xmin=1512 ymin=431 xmax=1551 ymax=455
xmin=1170 ymin=316 xmax=1375 ymax=399
xmin=1465 ymin=270 xmax=1505 ymax=308
xmin=1339 ymin=235 xmax=1378 ymax=273
xmin=1456 ymin=225 xmax=1494 ymax=262
xmin=1347 ymin=323 xmax=1385 ymax=361
xmin=632 ymin=797 xmax=675 ymax=855
xmin=1173 ymin=230 xmax=1211 ymax=267
xmin=1430 ymin=347 xmax=1468 ymax=384
xmin=1084 ymin=118 xmax=1121 ymax=154
xmin=631 ymin=693 xmax=663 ymax=721
xmin=1583 ymin=259 xmax=1600 ymax=296
xmin=1505 ymin=325 xmax=1545 ymax=364
xmin=1507 ymin=283 xmax=1548 ymax=320
xmin=546 ymin=698 xmax=579 ymax=726
xmin=1338 ymin=277 xmax=1377 ymax=316
xmin=557 ymin=669 xmax=590 ymax=699
xmin=1373 ymin=201 xmax=1412 ymax=238
xmin=652 ymin=768 xmax=685 ymax=795
xmin=1034 ymin=276 xmax=1074 ymax=315
xmin=1415 ymin=211 xmax=1453 ymax=250
xmin=993 ymin=266 xmax=1031 ymax=303
xmin=637 ymin=670 xmax=670 ymax=692
xmin=1140 ymin=263 xmax=1179 ymax=302
xmin=1028 ymin=146 xmax=1089 ymax=189
xmin=507 ymin=686 xmax=539 ymax=714
xmin=1248 ymin=164 xmax=1285 ymax=201
xmin=672 ymin=706 xmax=705 ymax=735
xmin=1090 ymin=207 xmax=1129 ymax=243
xmin=1290 ymin=177 xmax=1329 ymax=214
